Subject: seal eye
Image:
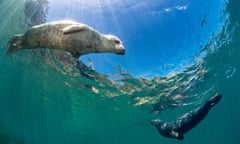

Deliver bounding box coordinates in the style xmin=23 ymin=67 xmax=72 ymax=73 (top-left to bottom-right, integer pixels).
xmin=114 ymin=40 xmax=120 ymax=44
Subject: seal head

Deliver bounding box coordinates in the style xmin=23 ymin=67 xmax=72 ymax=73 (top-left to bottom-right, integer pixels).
xmin=104 ymin=35 xmax=125 ymax=55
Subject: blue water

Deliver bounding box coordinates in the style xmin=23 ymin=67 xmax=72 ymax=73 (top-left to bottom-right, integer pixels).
xmin=0 ymin=0 xmax=240 ymax=144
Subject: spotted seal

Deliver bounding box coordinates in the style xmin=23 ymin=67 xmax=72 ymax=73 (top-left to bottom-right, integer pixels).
xmin=150 ymin=93 xmax=222 ymax=140
xmin=7 ymin=20 xmax=125 ymax=58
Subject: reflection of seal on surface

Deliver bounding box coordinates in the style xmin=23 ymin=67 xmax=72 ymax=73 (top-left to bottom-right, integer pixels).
xmin=7 ymin=20 xmax=125 ymax=58
xmin=150 ymin=93 xmax=222 ymax=140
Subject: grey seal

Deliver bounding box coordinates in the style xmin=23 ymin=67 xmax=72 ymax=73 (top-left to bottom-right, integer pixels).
xmin=150 ymin=93 xmax=222 ymax=140
xmin=7 ymin=20 xmax=125 ymax=58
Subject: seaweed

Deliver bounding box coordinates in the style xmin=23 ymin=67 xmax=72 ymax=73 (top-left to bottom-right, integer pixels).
xmin=24 ymin=0 xmax=49 ymax=26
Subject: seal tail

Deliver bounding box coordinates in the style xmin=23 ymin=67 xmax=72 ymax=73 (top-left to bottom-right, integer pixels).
xmin=150 ymin=119 xmax=162 ymax=126
xmin=204 ymin=93 xmax=222 ymax=109
xmin=7 ymin=35 xmax=23 ymax=54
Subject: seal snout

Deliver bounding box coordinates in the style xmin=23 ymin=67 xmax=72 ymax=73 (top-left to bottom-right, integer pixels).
xmin=206 ymin=93 xmax=222 ymax=108
xmin=116 ymin=46 xmax=125 ymax=55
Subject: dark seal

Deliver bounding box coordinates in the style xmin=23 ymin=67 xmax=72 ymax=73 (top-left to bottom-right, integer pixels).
xmin=150 ymin=93 xmax=222 ymax=140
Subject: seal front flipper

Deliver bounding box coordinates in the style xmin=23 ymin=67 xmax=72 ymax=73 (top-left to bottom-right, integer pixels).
xmin=70 ymin=51 xmax=80 ymax=58
xmin=62 ymin=25 xmax=87 ymax=35
xmin=170 ymin=131 xmax=184 ymax=140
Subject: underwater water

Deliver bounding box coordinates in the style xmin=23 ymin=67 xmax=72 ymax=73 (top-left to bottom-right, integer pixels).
xmin=0 ymin=0 xmax=240 ymax=144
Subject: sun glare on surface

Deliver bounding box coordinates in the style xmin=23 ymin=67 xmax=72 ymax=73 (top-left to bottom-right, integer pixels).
xmin=49 ymin=0 xmax=123 ymax=8
xmin=47 ymin=0 xmax=125 ymax=21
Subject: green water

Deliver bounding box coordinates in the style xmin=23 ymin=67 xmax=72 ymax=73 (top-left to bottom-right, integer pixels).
xmin=0 ymin=0 xmax=240 ymax=144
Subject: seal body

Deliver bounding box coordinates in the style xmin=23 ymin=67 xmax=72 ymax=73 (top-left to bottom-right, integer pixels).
xmin=7 ymin=20 xmax=125 ymax=57
xmin=151 ymin=93 xmax=222 ymax=140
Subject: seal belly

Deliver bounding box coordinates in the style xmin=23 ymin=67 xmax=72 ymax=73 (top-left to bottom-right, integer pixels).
xmin=173 ymin=107 xmax=205 ymax=133
xmin=61 ymin=30 xmax=101 ymax=55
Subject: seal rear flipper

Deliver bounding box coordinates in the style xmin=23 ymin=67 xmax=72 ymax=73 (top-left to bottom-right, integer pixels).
xmin=150 ymin=119 xmax=162 ymax=126
xmin=62 ymin=25 xmax=87 ymax=35
xmin=7 ymin=35 xmax=23 ymax=54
